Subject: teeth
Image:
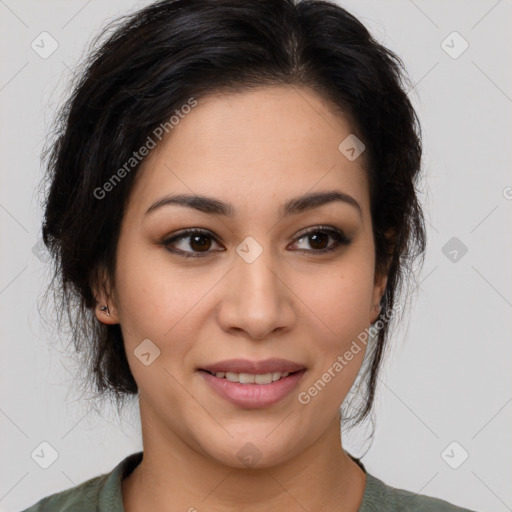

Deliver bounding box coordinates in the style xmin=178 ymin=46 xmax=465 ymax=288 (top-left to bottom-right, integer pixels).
xmin=217 ymin=371 xmax=290 ymax=384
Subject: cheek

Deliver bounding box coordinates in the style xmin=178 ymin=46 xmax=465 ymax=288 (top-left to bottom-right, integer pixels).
xmin=296 ymin=267 xmax=374 ymax=413
xmin=299 ymin=254 xmax=376 ymax=400
xmin=113 ymin=251 xmax=193 ymax=400
xmin=307 ymin=259 xmax=375 ymax=341
xmin=113 ymin=243 xmax=184 ymax=349
xmin=114 ymin=242 xmax=224 ymax=365
xmin=116 ymin=237 xmax=181 ymax=313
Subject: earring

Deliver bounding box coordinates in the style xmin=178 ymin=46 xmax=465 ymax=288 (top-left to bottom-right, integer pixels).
xmin=100 ymin=304 xmax=110 ymax=316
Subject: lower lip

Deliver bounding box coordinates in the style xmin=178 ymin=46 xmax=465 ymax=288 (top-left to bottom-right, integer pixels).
xmin=198 ymin=369 xmax=306 ymax=409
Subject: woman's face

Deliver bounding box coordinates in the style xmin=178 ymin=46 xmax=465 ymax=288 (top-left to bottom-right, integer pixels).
xmin=97 ymin=85 xmax=387 ymax=468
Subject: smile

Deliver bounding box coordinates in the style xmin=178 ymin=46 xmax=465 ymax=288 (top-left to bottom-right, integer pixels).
xmin=198 ymin=369 xmax=306 ymax=409
xmin=204 ymin=370 xmax=293 ymax=384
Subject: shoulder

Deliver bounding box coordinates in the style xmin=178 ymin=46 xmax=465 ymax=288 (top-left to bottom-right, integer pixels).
xmin=360 ymin=472 xmax=478 ymax=512
xmin=19 ymin=473 xmax=107 ymax=512
xmin=19 ymin=451 xmax=143 ymax=512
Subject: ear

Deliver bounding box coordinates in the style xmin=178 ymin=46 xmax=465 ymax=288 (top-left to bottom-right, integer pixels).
xmin=91 ymin=266 xmax=120 ymax=325
xmin=369 ymin=268 xmax=388 ymax=324
xmin=369 ymin=230 xmax=394 ymax=324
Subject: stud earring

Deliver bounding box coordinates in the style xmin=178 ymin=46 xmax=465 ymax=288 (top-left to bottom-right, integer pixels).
xmin=100 ymin=305 xmax=110 ymax=316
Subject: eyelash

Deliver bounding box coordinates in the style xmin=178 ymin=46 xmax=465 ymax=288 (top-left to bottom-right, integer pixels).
xmin=161 ymin=226 xmax=352 ymax=259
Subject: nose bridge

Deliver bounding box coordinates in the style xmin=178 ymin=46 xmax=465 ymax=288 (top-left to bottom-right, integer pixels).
xmin=236 ymin=234 xmax=281 ymax=305
xmin=219 ymin=234 xmax=292 ymax=338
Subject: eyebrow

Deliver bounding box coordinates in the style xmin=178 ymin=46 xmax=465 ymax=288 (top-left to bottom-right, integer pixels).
xmin=145 ymin=190 xmax=362 ymax=218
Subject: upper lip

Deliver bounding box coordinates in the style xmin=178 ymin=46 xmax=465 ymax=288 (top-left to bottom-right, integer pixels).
xmin=200 ymin=358 xmax=306 ymax=374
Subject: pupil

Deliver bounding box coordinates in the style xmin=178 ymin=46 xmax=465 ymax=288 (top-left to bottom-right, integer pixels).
xmin=191 ymin=235 xmax=211 ymax=251
xmin=310 ymin=232 xmax=328 ymax=250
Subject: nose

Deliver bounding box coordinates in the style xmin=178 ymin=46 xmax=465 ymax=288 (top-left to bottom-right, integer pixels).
xmin=216 ymin=239 xmax=295 ymax=340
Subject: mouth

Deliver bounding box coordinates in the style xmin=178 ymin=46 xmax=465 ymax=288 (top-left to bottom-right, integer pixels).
xmin=198 ymin=357 xmax=306 ymax=376
xmin=199 ymin=369 xmax=303 ymax=384
xmin=197 ymin=365 xmax=307 ymax=409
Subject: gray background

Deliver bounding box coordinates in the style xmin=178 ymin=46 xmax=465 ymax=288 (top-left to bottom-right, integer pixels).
xmin=1 ymin=1 xmax=511 ymax=511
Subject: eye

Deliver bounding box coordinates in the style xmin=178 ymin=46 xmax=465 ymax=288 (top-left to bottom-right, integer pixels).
xmin=288 ymin=226 xmax=351 ymax=253
xmin=161 ymin=226 xmax=351 ymax=258
xmin=162 ymin=228 xmax=223 ymax=258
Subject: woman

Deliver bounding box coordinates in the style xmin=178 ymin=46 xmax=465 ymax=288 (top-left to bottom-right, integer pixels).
xmin=22 ymin=0 xmax=477 ymax=510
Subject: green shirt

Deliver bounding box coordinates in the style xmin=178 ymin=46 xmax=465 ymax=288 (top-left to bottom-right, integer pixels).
xmin=21 ymin=451 xmax=477 ymax=511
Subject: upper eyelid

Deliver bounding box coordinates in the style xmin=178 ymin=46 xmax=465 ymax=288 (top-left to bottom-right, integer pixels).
xmin=294 ymin=225 xmax=344 ymax=238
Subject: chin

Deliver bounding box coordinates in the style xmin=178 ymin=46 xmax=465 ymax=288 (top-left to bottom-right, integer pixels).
xmin=200 ymin=436 xmax=297 ymax=470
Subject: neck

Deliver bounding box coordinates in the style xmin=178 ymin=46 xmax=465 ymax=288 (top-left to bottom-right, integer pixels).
xmin=122 ymin=401 xmax=366 ymax=512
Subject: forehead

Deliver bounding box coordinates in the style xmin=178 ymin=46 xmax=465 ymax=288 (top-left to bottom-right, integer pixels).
xmin=160 ymin=85 xmax=356 ymax=160
xmin=127 ymin=85 xmax=370 ymax=219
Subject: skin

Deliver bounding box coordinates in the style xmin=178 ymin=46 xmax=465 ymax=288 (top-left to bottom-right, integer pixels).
xmin=94 ymin=85 xmax=388 ymax=512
